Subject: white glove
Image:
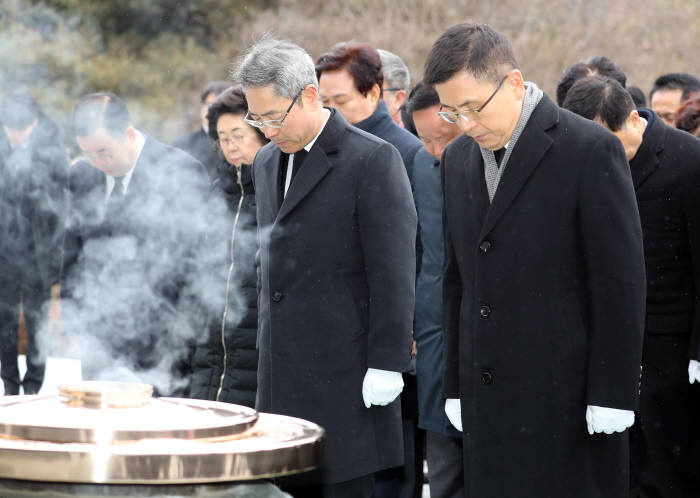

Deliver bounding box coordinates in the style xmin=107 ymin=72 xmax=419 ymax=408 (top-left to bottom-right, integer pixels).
xmin=689 ymin=360 xmax=700 ymax=384
xmin=361 ymin=368 xmax=404 ymax=408
xmin=445 ymin=398 xmax=463 ymax=432
xmin=585 ymin=405 xmax=634 ymax=435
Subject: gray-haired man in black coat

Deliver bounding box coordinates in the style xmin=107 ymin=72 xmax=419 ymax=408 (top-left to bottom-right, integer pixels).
xmin=235 ymin=38 xmax=416 ymax=498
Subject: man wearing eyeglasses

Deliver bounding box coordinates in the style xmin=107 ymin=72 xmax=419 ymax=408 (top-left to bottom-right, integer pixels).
xmin=235 ymin=38 xmax=417 ymax=498
xmin=63 ymin=92 xmax=217 ymax=397
xmin=424 ymin=23 xmax=646 ymax=498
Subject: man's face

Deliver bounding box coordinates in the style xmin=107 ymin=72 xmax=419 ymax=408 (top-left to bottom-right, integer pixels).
xmin=76 ymin=127 xmax=135 ymax=176
xmin=412 ymin=104 xmax=462 ymax=160
xmin=383 ymin=88 xmax=407 ymax=127
xmin=651 ymin=88 xmax=683 ymax=127
xmin=244 ymin=85 xmax=316 ymax=154
xmin=200 ymin=92 xmax=218 ymax=129
xmin=598 ymin=111 xmax=645 ymax=161
xmin=3 ymin=119 xmax=37 ymax=148
xmin=319 ymin=68 xmax=379 ymax=125
xmin=434 ymin=70 xmax=524 ymax=151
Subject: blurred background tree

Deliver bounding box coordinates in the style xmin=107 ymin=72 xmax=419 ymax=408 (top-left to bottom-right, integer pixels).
xmin=1 ymin=0 xmax=698 ymax=157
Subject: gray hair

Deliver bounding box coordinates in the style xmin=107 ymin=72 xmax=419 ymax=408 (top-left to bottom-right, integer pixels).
xmin=232 ymin=38 xmax=318 ymax=99
xmin=378 ymin=49 xmax=410 ymax=91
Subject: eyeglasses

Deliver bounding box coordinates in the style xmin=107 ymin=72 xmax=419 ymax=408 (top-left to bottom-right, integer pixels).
xmin=217 ymin=136 xmax=246 ymax=148
xmin=83 ymin=147 xmax=116 ymax=162
xmin=438 ymin=74 xmax=509 ymax=124
xmin=244 ymin=91 xmax=301 ymax=129
xmin=383 ymin=87 xmax=402 ymax=92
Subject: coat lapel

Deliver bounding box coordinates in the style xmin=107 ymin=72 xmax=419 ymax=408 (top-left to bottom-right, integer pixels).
xmin=479 ymin=97 xmax=556 ymax=238
xmin=629 ymin=113 xmax=664 ymax=190
xmin=466 ymin=140 xmax=490 ymax=226
xmin=275 ymin=109 xmax=343 ymax=223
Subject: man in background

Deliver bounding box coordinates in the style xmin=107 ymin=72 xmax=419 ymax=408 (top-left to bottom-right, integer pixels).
xmin=63 ymin=92 xmax=217 ymax=396
xmin=172 ymin=81 xmax=231 ymax=180
xmin=649 ymin=72 xmax=700 ymax=127
xmin=406 ymin=81 xmax=464 ymax=498
xmin=563 ymin=74 xmax=700 ymax=498
xmin=0 ymin=88 xmax=67 ymax=395
xmin=378 ymin=49 xmax=411 ymax=128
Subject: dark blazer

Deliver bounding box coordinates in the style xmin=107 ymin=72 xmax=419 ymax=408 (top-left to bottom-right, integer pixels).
xmin=441 ymin=94 xmax=646 ymax=498
xmin=62 ymin=134 xmax=213 ymax=396
xmin=172 ymin=127 xmax=225 ymax=182
xmin=253 ymin=109 xmax=417 ymax=484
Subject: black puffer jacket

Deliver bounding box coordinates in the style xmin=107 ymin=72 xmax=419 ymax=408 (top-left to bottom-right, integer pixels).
xmin=189 ymin=162 xmax=258 ymax=407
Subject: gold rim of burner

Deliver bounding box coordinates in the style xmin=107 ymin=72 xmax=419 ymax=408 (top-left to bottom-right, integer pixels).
xmin=58 ymin=381 xmax=154 ymax=409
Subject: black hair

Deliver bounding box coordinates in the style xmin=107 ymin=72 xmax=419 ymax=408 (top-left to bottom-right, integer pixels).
xmin=556 ymin=56 xmax=627 ymax=106
xmin=200 ymin=81 xmax=232 ymax=103
xmin=627 ymin=85 xmax=646 ymax=108
xmin=407 ymin=81 xmax=440 ymax=113
xmin=1 ymin=88 xmax=40 ymax=129
xmin=562 ymin=75 xmax=635 ymax=132
xmin=205 ymin=87 xmax=267 ymax=144
xmin=424 ymin=23 xmax=519 ymax=86
xmin=72 ymin=92 xmax=131 ymax=138
xmin=649 ymin=73 xmax=700 ymax=102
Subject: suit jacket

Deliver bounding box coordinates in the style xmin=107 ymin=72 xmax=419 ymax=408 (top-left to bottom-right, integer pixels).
xmin=253 ymin=109 xmax=417 ymax=483
xmin=62 ymin=134 xmax=214 ymax=396
xmin=441 ymin=94 xmax=646 ymax=498
xmin=630 ymin=110 xmax=700 ymax=343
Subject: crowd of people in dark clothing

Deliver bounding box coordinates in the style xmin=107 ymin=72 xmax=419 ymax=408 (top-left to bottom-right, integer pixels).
xmin=1 ymin=21 xmax=700 ymax=498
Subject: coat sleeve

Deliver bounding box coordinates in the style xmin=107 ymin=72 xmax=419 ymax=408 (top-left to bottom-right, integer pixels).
xmin=685 ymin=160 xmax=700 ymax=360
xmin=578 ymin=133 xmax=646 ymax=410
xmin=357 ymin=141 xmax=417 ymax=372
xmin=440 ymin=154 xmax=462 ymax=399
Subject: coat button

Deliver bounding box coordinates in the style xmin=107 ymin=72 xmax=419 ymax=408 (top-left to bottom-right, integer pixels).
xmin=480 ymin=304 xmax=491 ymax=317
xmin=272 ymin=291 xmax=283 ymax=302
xmin=479 ymin=240 xmax=492 ymax=253
xmin=481 ymin=370 xmax=493 ymax=385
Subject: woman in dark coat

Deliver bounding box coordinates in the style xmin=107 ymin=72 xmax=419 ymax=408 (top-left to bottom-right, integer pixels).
xmin=188 ymin=87 xmax=267 ymax=407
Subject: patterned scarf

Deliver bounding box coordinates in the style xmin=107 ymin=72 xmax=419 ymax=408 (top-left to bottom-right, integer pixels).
xmin=481 ymin=81 xmax=544 ymax=201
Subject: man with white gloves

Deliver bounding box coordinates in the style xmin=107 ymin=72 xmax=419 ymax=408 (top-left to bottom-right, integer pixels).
xmin=425 ymin=23 xmax=646 ymax=498
xmin=235 ymin=38 xmax=416 ymax=498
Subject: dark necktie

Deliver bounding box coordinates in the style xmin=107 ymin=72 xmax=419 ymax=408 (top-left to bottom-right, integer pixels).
xmin=107 ymin=176 xmax=126 ymax=218
xmin=493 ymin=147 xmax=506 ymax=168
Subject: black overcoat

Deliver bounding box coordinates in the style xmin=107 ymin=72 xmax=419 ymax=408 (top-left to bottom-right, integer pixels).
xmin=253 ymin=109 xmax=417 ymax=483
xmin=441 ymin=95 xmax=646 ymax=498
xmin=627 ymin=109 xmax=700 ymax=496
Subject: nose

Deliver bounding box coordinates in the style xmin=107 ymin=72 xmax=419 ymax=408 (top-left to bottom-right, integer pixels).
xmin=263 ymin=126 xmax=279 ymax=140
xmin=456 ymin=118 xmax=477 ymax=134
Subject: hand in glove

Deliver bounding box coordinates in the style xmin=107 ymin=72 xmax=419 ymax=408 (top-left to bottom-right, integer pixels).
xmin=585 ymin=405 xmax=634 ymax=435
xmin=362 ymin=368 xmax=403 ymax=408
xmin=689 ymin=360 xmax=700 ymax=384
xmin=445 ymin=398 xmax=463 ymax=432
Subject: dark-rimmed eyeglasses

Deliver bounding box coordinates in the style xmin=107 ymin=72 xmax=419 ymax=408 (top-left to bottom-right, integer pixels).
xmin=244 ymin=91 xmax=301 ymax=129
xmin=437 ymin=75 xmax=509 ymax=124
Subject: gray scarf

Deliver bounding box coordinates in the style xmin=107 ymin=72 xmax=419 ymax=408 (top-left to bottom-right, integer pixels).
xmin=481 ymin=81 xmax=543 ymax=201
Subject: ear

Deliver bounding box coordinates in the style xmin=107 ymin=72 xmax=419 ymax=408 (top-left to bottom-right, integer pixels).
xmin=392 ymin=89 xmax=407 ymax=111
xmin=506 ymin=69 xmax=525 ymax=100
xmin=124 ymin=126 xmax=137 ymax=142
xmin=301 ymin=84 xmax=321 ymax=110
xmin=367 ymin=83 xmax=381 ymax=104
xmin=627 ymin=110 xmax=644 ymax=133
